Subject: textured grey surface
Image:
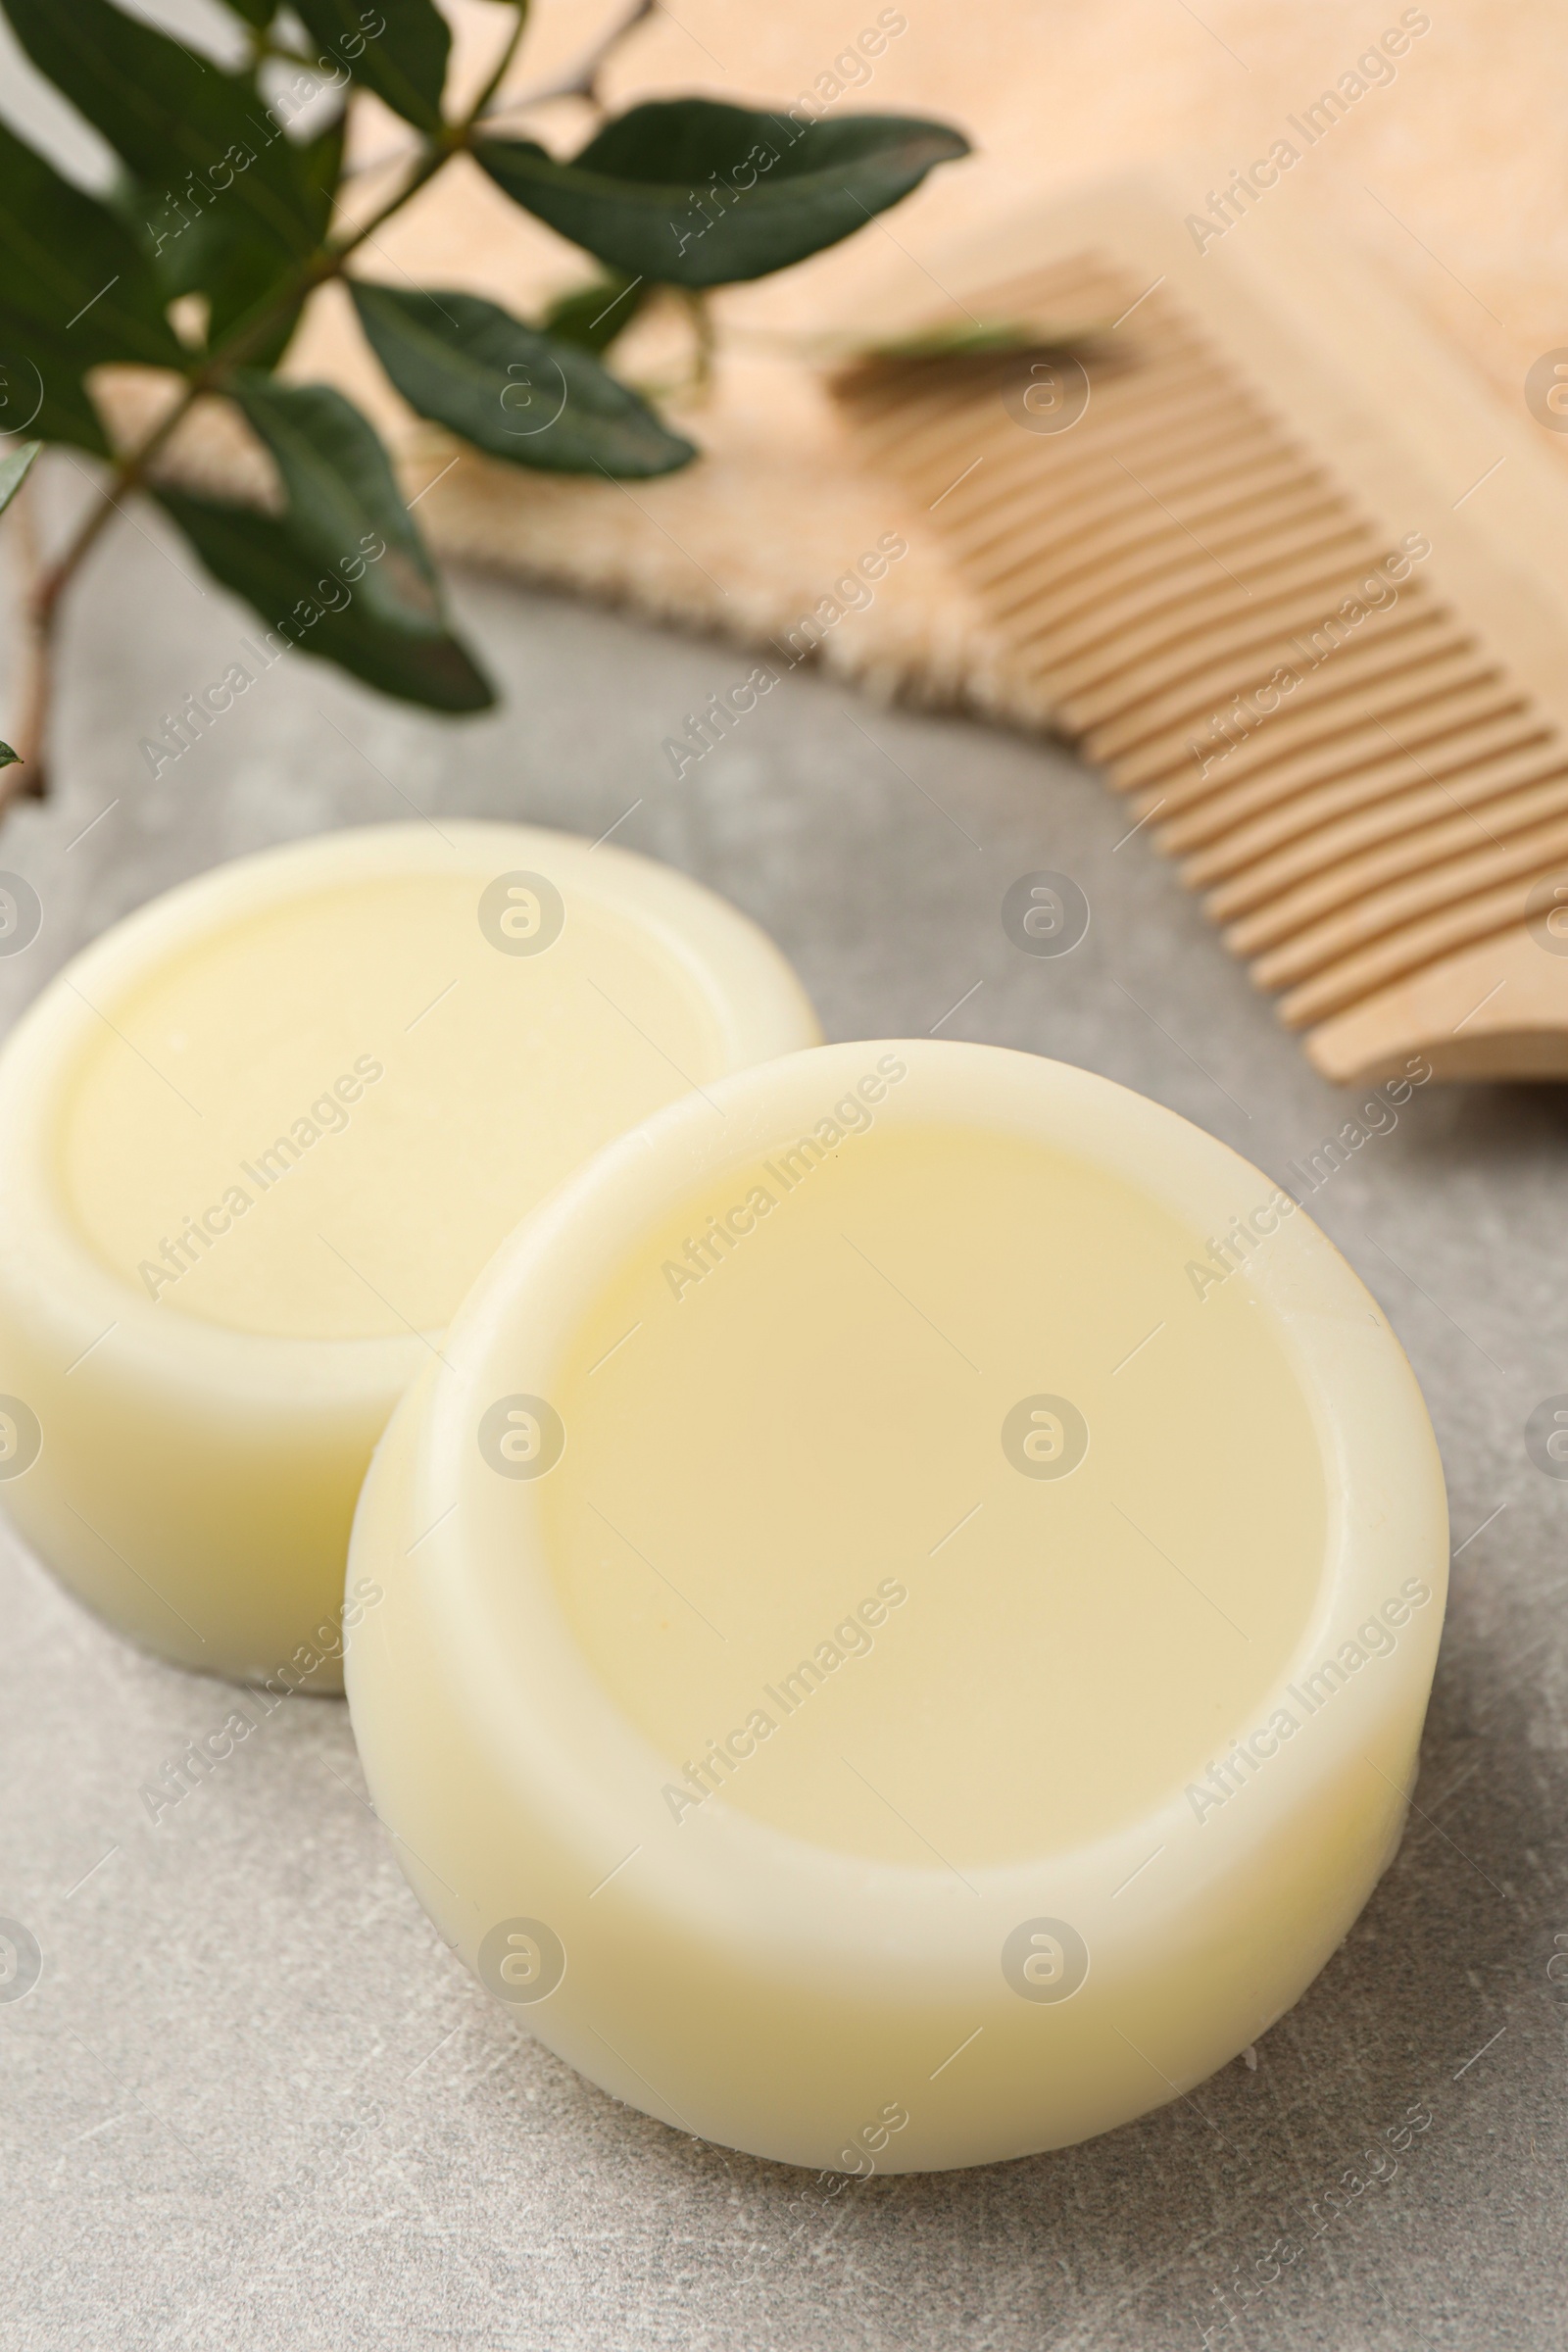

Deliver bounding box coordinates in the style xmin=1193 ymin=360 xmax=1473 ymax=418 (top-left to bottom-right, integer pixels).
xmin=0 ymin=490 xmax=1563 ymax=2352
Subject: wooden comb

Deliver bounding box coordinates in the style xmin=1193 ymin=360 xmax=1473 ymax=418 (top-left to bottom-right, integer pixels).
xmin=833 ymin=172 xmax=1568 ymax=1086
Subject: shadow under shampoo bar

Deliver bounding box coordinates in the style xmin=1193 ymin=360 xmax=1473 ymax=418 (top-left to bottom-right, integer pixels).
xmin=345 ymin=1038 xmax=1446 ymax=2171
xmin=0 ymin=821 xmax=818 ymax=1686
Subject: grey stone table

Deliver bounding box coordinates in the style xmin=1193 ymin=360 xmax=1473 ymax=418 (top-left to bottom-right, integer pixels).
xmin=0 ymin=501 xmax=1562 ymax=2352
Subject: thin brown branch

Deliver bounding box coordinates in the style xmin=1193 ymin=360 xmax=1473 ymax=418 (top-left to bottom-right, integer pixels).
xmin=3 ymin=468 xmax=46 ymax=810
xmin=477 ymin=0 xmax=655 ymax=120
xmin=13 ymin=373 xmax=212 ymax=793
xmin=467 ymin=0 xmax=534 ymax=122
xmin=11 ymin=610 xmax=51 ymax=805
xmin=681 ymin=288 xmax=716 ymax=404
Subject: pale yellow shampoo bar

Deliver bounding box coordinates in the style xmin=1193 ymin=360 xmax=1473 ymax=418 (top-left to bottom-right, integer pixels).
xmin=347 ymin=1039 xmax=1446 ymax=2170
xmin=0 ymin=821 xmax=818 ymax=1682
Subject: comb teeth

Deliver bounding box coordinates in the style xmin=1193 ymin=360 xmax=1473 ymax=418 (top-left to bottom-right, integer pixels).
xmin=1198 ymin=737 xmax=1568 ymax=921
xmin=835 ymin=249 xmax=1568 ymax=1079
xmin=1158 ymin=690 xmax=1541 ymax=857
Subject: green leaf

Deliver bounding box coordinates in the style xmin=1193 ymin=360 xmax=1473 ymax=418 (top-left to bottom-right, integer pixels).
xmin=216 ymin=0 xmax=275 ymax=24
xmin=0 ymin=742 xmax=21 ymax=769
xmin=475 ymin=101 xmax=971 ymax=288
xmin=0 ymin=118 xmax=185 ymax=370
xmin=299 ymin=105 xmax=348 ymax=246
xmin=292 ymin=0 xmax=450 ymax=132
xmin=0 ymin=329 xmax=105 ymax=454
xmin=203 ymin=111 xmax=345 ymax=368
xmin=3 ymin=0 xmax=327 ymax=262
xmin=540 ymin=270 xmax=649 ymax=355
xmin=155 ymin=486 xmax=494 ymax=712
xmin=349 ymin=283 xmax=694 ymax=478
xmin=199 ymin=222 xmax=306 ymax=369
xmin=0 ymin=440 xmax=39 ymax=515
xmin=0 ymin=113 xmax=186 ymax=453
xmin=230 ymin=372 xmax=444 ymax=634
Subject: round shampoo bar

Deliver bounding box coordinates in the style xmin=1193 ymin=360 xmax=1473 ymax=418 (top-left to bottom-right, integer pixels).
xmin=347 ymin=1039 xmax=1446 ymax=2171
xmin=0 ymin=822 xmax=817 ymax=1686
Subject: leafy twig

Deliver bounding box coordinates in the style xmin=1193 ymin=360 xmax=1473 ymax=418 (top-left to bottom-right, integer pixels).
xmin=0 ymin=0 xmax=968 ymax=804
xmin=13 ymin=5 xmax=530 ymax=788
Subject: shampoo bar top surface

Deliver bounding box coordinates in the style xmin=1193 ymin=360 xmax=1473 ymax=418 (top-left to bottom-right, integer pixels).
xmin=0 ymin=822 xmax=818 ymax=1684
xmin=346 ymin=1039 xmax=1447 ymax=2173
